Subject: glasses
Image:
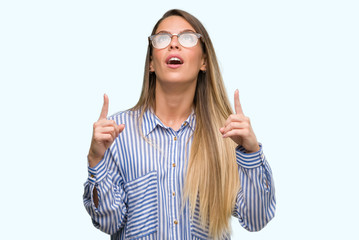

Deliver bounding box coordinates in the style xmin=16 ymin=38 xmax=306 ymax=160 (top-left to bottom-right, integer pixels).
xmin=149 ymin=32 xmax=202 ymax=49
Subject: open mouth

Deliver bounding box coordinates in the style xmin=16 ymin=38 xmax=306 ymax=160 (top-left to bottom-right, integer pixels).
xmin=167 ymin=57 xmax=183 ymax=65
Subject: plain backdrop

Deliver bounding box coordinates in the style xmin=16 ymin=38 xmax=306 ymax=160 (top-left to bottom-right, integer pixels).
xmin=1 ymin=0 xmax=358 ymax=239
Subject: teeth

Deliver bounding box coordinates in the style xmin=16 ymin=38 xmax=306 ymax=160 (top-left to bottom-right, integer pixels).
xmin=168 ymin=57 xmax=182 ymax=64
xmin=170 ymin=57 xmax=181 ymax=61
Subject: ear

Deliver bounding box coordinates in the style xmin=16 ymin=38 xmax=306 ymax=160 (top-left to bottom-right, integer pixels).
xmin=200 ymin=54 xmax=207 ymax=71
xmin=149 ymin=56 xmax=155 ymax=72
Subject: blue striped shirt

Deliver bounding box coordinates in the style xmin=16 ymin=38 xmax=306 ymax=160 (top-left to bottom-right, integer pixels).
xmin=83 ymin=108 xmax=276 ymax=240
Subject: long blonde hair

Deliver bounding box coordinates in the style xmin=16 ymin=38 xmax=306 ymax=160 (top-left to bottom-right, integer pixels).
xmin=132 ymin=9 xmax=240 ymax=239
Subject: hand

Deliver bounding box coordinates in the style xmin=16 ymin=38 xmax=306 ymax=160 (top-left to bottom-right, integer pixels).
xmin=219 ymin=90 xmax=260 ymax=153
xmin=88 ymin=94 xmax=125 ymax=167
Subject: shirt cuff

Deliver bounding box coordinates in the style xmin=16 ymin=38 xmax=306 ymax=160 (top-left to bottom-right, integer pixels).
xmin=87 ymin=158 xmax=107 ymax=184
xmin=236 ymin=143 xmax=265 ymax=169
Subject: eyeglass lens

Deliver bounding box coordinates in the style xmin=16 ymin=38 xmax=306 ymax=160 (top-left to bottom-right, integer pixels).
xmin=152 ymin=33 xmax=199 ymax=49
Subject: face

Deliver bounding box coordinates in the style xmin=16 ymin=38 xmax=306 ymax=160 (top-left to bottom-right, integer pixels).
xmin=149 ymin=16 xmax=206 ymax=85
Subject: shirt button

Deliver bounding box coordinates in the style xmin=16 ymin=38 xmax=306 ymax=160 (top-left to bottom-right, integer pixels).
xmin=172 ymin=192 xmax=175 ymax=196
xmin=172 ymin=163 xmax=176 ymax=167
xmin=174 ymin=136 xmax=177 ymax=141
xmin=174 ymin=220 xmax=178 ymax=225
xmin=183 ymin=122 xmax=187 ymax=126
xmin=90 ymin=174 xmax=95 ymax=178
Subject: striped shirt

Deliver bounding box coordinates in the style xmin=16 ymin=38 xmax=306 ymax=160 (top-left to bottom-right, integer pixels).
xmin=83 ymin=108 xmax=276 ymax=240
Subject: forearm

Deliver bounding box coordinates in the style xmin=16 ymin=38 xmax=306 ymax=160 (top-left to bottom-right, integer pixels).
xmin=234 ymin=145 xmax=276 ymax=231
xmin=83 ymin=152 xmax=127 ymax=234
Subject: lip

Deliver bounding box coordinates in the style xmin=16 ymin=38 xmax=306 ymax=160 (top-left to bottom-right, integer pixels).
xmin=165 ymin=54 xmax=184 ymax=69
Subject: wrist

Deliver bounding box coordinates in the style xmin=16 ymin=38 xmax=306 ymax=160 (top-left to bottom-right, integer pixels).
xmin=244 ymin=143 xmax=260 ymax=153
xmin=87 ymin=151 xmax=102 ymax=168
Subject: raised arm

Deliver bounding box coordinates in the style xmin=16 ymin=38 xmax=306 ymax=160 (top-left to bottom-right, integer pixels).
xmin=220 ymin=90 xmax=276 ymax=231
xmin=83 ymin=94 xmax=127 ymax=234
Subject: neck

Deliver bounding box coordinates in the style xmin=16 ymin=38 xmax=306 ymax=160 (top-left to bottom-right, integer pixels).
xmin=154 ymin=80 xmax=196 ymax=131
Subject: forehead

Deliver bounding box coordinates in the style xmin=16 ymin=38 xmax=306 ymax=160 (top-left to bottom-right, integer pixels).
xmin=155 ymin=16 xmax=195 ymax=34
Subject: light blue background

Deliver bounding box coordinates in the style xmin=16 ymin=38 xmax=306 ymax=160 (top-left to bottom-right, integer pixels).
xmin=1 ymin=0 xmax=358 ymax=239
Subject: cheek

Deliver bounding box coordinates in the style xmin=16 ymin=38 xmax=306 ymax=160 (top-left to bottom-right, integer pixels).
xmin=191 ymin=47 xmax=205 ymax=65
xmin=151 ymin=53 xmax=163 ymax=70
xmin=191 ymin=52 xmax=205 ymax=68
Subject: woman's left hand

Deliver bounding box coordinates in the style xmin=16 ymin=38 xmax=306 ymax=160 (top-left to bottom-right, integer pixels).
xmin=219 ymin=90 xmax=260 ymax=153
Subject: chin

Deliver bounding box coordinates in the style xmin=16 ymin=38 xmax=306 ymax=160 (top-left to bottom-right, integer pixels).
xmin=158 ymin=71 xmax=198 ymax=84
xmin=159 ymin=76 xmax=197 ymax=85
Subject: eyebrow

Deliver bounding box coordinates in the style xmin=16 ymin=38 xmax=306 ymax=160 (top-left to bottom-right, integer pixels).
xmin=155 ymin=29 xmax=196 ymax=34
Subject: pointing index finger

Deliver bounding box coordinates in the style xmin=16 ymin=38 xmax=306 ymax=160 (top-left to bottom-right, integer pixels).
xmin=234 ymin=89 xmax=244 ymax=115
xmin=99 ymin=94 xmax=109 ymax=120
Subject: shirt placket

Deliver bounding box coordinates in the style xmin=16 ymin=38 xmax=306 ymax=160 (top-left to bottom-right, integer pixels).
xmin=168 ymin=129 xmax=180 ymax=239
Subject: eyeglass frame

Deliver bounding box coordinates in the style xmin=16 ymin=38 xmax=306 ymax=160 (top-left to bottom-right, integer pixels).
xmin=148 ymin=31 xmax=203 ymax=49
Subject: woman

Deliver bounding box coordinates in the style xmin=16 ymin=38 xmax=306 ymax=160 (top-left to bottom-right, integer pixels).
xmin=83 ymin=9 xmax=275 ymax=240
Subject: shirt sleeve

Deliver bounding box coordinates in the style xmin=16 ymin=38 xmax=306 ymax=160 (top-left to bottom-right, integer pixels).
xmin=233 ymin=144 xmax=276 ymax=231
xmin=83 ymin=144 xmax=127 ymax=235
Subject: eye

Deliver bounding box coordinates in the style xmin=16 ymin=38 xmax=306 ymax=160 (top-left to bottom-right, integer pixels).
xmin=181 ymin=33 xmax=196 ymax=42
xmin=155 ymin=34 xmax=170 ymax=44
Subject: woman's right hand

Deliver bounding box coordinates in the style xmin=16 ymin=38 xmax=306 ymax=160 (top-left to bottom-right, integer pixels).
xmin=88 ymin=94 xmax=125 ymax=168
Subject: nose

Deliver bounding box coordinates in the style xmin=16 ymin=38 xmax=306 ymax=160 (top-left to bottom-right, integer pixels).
xmin=168 ymin=35 xmax=180 ymax=49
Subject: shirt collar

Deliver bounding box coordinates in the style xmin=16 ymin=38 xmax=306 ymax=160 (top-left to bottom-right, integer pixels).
xmin=186 ymin=109 xmax=196 ymax=131
xmin=141 ymin=108 xmax=196 ymax=136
